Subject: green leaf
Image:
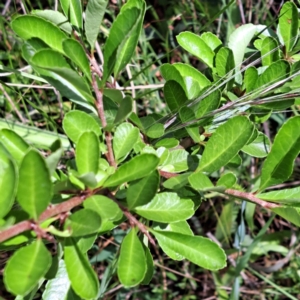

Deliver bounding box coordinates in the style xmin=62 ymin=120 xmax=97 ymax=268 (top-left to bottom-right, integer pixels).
xmin=103 ymin=154 xmax=159 ymax=187
xmin=244 ymin=66 xmax=258 ymax=93
xmin=114 ymin=96 xmax=133 ymax=124
xmin=65 ymin=209 xmax=101 ymax=237
xmin=0 ymin=129 xmax=29 ymax=165
xmin=278 ymin=1 xmax=298 ymax=53
xmin=64 ymin=238 xmax=99 ymax=299
xmin=0 ymin=144 xmax=17 ymax=219
xmin=117 ymin=229 xmax=147 ymax=287
xmin=31 ymin=49 xmax=94 ymax=105
xmin=60 ymin=0 xmax=83 ymax=30
xmin=46 ymin=140 xmax=64 ymax=176
xmin=179 ymin=107 xmax=200 ymax=143
xmin=173 ymin=63 xmax=211 ymax=98
xmin=114 ymin=0 xmax=146 ymax=76
xmin=113 ymin=123 xmax=139 ymax=162
xmin=176 ymin=32 xmax=215 ymax=68
xmin=32 ymin=9 xmax=72 ymax=34
xmin=151 ymin=230 xmax=226 ymax=270
xmin=4 ymin=240 xmax=51 ymax=296
xmin=145 ymin=123 xmax=165 ymax=139
xmin=75 ymin=131 xmax=99 ymax=176
xmin=141 ymin=246 xmax=154 ymax=285
xmin=217 ymin=172 xmax=237 ymax=189
xmin=63 ymin=110 xmax=101 ymax=143
xmin=75 ymin=234 xmax=97 ymax=254
xmin=126 ymin=170 xmax=159 ymax=209
xmin=215 ymin=47 xmax=235 ymax=86
xmin=271 ymin=207 xmax=300 ymax=227
xmin=198 ymin=116 xmax=254 ymax=173
xmin=200 ymin=32 xmax=222 ymax=51
xmin=135 ymin=192 xmax=194 ymax=223
xmin=17 ymin=149 xmax=52 ymax=220
xmin=161 ymin=149 xmax=189 ymax=172
xmin=163 ymin=173 xmax=190 ymax=189
xmin=164 ymin=80 xmax=187 ymax=112
xmin=259 ymin=117 xmax=300 ymax=191
xmin=62 ymin=38 xmax=91 ymax=82
xmin=160 ymin=64 xmax=186 ymax=95
xmin=85 ymin=0 xmax=108 ymax=49
xmin=155 ymin=138 xmax=179 ymax=149
xmin=258 ymin=187 xmax=300 ymax=206
xmin=188 ymin=172 xmax=214 ymax=191
xmin=84 ymin=195 xmax=122 ymax=220
xmin=261 ymin=37 xmax=280 ymax=66
xmin=241 ymin=132 xmax=270 ymax=158
xmin=11 ymin=15 xmax=68 ymax=54
xmin=43 ymin=260 xmax=78 ymax=300
xmin=103 ymin=7 xmax=140 ymax=83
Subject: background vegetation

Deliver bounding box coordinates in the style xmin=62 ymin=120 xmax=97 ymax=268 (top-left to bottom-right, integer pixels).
xmin=1 ymin=0 xmax=300 ymax=299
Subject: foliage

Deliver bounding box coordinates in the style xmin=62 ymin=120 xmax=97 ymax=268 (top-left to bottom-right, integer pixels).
xmin=1 ymin=0 xmax=300 ymax=299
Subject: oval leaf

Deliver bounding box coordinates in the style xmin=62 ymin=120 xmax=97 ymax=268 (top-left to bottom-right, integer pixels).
xmin=63 ymin=110 xmax=101 ymax=143
xmin=4 ymin=240 xmax=51 ymax=296
xmin=117 ymin=229 xmax=147 ymax=287
xmin=259 ymin=116 xmax=300 ymax=191
xmin=60 ymin=0 xmax=82 ymax=30
xmin=17 ymin=149 xmax=52 ymax=219
xmin=135 ymin=192 xmax=194 ymax=223
xmin=151 ymin=230 xmax=226 ymax=270
xmin=103 ymin=154 xmax=159 ymax=187
xmin=198 ymin=116 xmax=254 ymax=173
xmin=164 ymin=80 xmax=187 ymax=113
xmin=64 ymin=238 xmax=99 ymax=299
xmin=76 ymin=131 xmax=99 ymax=175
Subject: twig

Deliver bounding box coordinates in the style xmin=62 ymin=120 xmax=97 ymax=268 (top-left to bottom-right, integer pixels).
xmin=224 ymin=189 xmax=281 ymax=209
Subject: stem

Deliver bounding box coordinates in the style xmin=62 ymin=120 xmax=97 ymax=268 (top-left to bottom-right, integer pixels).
xmin=224 ymin=189 xmax=281 ymax=209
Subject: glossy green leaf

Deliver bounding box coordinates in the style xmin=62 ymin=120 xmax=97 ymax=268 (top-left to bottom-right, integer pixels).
xmin=117 ymin=229 xmax=147 ymax=287
xmin=217 ymin=172 xmax=237 ymax=189
xmin=164 ymin=80 xmax=187 ymax=112
xmin=244 ymin=66 xmax=258 ymax=92
xmin=103 ymin=154 xmax=159 ymax=187
xmin=151 ymin=230 xmax=226 ymax=270
xmin=145 ymin=123 xmax=165 ymax=139
xmin=11 ymin=15 xmax=68 ymax=54
xmin=60 ymin=0 xmax=82 ymax=30
xmin=4 ymin=240 xmax=51 ymax=296
xmin=163 ymin=173 xmax=190 ymax=189
xmin=62 ymin=38 xmax=91 ymax=82
xmin=161 ymin=149 xmax=189 ymax=172
xmin=114 ymin=96 xmax=133 ymax=124
xmin=114 ymin=0 xmax=146 ymax=76
xmin=215 ymin=47 xmax=235 ymax=84
xmin=173 ymin=63 xmax=211 ymax=98
xmin=75 ymin=234 xmax=97 ymax=254
xmin=200 ymin=32 xmax=222 ymax=51
xmin=135 ymin=192 xmax=194 ymax=223
xmin=32 ymin=9 xmax=72 ymax=34
xmin=188 ymin=172 xmax=214 ymax=191
xmin=85 ymin=0 xmax=108 ymax=49
xmin=258 ymin=187 xmax=300 ymax=206
xmin=278 ymin=1 xmax=298 ymax=53
xmin=63 ymin=110 xmax=101 ymax=143
xmin=126 ymin=170 xmax=159 ymax=209
xmin=0 ymin=129 xmax=29 ymax=165
xmin=241 ymin=132 xmax=270 ymax=158
xmin=176 ymin=32 xmax=215 ymax=68
xmin=0 ymin=144 xmax=17 ymax=219
xmin=179 ymin=107 xmax=200 ymax=143
xmin=46 ymin=140 xmax=64 ymax=176
xmin=198 ymin=116 xmax=254 ymax=173
xmin=65 ymin=209 xmax=101 ymax=237
xmin=64 ymin=238 xmax=99 ymax=299
xmin=228 ymin=24 xmax=256 ymax=82
xmin=113 ymin=123 xmax=139 ymax=162
xmin=160 ymin=64 xmax=186 ymax=94
xmin=84 ymin=195 xmax=122 ymax=220
xmin=259 ymin=117 xmax=300 ymax=191
xmin=104 ymin=88 xmax=124 ymax=103
xmin=75 ymin=131 xmax=99 ymax=175
xmin=155 ymin=138 xmax=179 ymax=149
xmin=261 ymin=37 xmax=279 ymax=66
xmin=17 ymin=150 xmax=52 ymax=220
xmin=31 ymin=49 xmax=94 ymax=104
xmin=271 ymin=206 xmax=300 ymax=227
xmin=43 ymin=260 xmax=78 ymax=300
xmin=103 ymin=7 xmax=140 ymax=83
xmin=141 ymin=246 xmax=154 ymax=285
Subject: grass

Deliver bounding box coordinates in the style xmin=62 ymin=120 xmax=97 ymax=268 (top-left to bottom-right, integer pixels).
xmin=1 ymin=0 xmax=300 ymax=299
